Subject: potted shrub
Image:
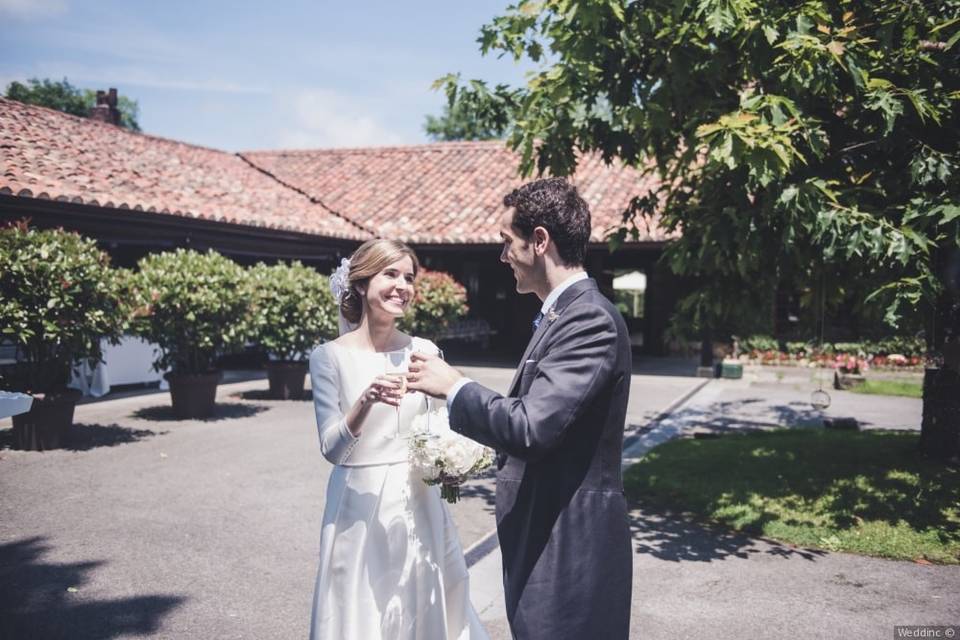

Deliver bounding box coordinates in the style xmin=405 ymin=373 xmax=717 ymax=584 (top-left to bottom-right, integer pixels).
xmin=0 ymin=221 xmax=128 ymax=450
xmin=128 ymin=249 xmax=248 ymax=419
xmin=246 ymin=261 xmax=337 ymax=399
xmin=397 ymin=269 xmax=469 ymax=342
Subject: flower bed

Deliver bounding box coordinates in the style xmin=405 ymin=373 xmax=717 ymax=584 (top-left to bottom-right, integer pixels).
xmin=737 ymin=335 xmax=925 ymax=372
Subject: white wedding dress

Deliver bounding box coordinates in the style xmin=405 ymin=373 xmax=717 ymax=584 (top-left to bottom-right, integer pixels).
xmin=308 ymin=337 xmax=488 ymax=640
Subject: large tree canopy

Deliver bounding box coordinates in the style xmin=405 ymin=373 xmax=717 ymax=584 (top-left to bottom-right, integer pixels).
xmin=443 ymin=0 xmax=959 ymax=345
xmin=5 ymin=78 xmax=141 ymax=132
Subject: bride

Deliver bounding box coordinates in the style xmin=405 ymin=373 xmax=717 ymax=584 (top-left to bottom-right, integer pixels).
xmin=308 ymin=239 xmax=488 ymax=640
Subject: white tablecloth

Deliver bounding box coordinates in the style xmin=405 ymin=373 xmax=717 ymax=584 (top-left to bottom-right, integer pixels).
xmin=69 ymin=336 xmax=168 ymax=397
xmin=0 ymin=391 xmax=33 ymax=418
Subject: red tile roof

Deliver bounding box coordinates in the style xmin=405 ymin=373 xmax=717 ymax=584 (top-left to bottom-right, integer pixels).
xmin=0 ymin=97 xmax=670 ymax=245
xmin=0 ymin=98 xmax=368 ymax=240
xmin=242 ymin=143 xmax=670 ymax=244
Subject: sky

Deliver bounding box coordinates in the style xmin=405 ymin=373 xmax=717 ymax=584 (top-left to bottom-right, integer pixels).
xmin=0 ymin=0 xmax=534 ymax=151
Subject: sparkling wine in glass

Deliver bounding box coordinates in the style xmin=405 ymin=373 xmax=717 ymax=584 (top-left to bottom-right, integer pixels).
xmin=384 ymin=350 xmax=408 ymax=438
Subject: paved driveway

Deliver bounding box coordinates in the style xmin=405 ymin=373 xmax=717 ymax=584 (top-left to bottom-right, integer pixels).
xmin=1 ymin=360 xmax=952 ymax=640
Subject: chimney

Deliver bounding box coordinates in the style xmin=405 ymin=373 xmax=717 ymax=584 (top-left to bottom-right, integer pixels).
xmin=89 ymin=88 xmax=121 ymax=126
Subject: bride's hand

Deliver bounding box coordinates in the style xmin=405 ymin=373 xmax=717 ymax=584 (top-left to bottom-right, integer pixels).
xmin=363 ymin=375 xmax=404 ymax=407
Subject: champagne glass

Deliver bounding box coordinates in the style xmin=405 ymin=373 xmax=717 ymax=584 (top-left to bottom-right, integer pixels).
xmin=415 ymin=345 xmax=444 ymax=432
xmin=384 ymin=349 xmax=408 ymax=438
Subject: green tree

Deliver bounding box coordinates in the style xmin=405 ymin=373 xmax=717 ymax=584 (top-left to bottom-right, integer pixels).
xmin=5 ymin=78 xmax=89 ymax=118
xmin=5 ymin=77 xmax=141 ymax=131
xmin=441 ymin=0 xmax=960 ymax=354
xmin=424 ymin=98 xmax=509 ymax=141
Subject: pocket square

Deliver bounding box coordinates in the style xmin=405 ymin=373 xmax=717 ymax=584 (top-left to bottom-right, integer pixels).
xmin=524 ymin=359 xmax=537 ymax=364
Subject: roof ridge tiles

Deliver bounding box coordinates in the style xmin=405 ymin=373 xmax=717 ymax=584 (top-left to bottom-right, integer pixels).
xmin=236 ymin=152 xmax=375 ymax=238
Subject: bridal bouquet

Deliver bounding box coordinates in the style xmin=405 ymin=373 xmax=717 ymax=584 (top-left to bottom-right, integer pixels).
xmin=408 ymin=406 xmax=494 ymax=504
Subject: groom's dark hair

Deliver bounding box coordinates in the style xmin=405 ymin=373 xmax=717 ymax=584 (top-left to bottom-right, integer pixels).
xmin=504 ymin=177 xmax=591 ymax=267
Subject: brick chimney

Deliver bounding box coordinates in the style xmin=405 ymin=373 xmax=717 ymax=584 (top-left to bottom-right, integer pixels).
xmin=89 ymin=88 xmax=121 ymax=126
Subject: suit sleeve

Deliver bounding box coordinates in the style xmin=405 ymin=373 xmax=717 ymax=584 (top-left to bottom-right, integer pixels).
xmin=448 ymin=303 xmax=618 ymax=462
xmin=309 ymin=345 xmax=359 ymax=464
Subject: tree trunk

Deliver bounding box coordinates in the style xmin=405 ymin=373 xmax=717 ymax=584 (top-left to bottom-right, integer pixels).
xmin=919 ymin=366 xmax=960 ymax=463
xmin=699 ymin=325 xmax=713 ymax=368
xmin=920 ymin=294 xmax=959 ymax=463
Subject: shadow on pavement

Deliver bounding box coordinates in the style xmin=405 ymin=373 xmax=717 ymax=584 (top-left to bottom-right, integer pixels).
xmin=0 ymin=536 xmax=186 ymax=640
xmin=232 ymin=389 xmax=312 ymax=402
xmin=0 ymin=423 xmax=164 ymax=452
xmin=629 ymin=505 xmax=829 ymax=563
xmin=460 ymin=469 xmax=497 ymax=516
xmin=131 ymin=402 xmax=268 ymax=422
xmin=664 ymin=398 xmax=829 ymax=431
xmin=64 ymin=423 xmax=165 ymax=451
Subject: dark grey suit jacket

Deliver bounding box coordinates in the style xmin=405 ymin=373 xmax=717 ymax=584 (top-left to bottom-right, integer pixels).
xmin=450 ymin=278 xmax=632 ymax=640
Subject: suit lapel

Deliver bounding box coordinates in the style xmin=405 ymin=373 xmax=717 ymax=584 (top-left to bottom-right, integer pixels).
xmin=507 ymin=311 xmax=552 ymax=395
xmin=507 ymin=278 xmax=598 ymax=396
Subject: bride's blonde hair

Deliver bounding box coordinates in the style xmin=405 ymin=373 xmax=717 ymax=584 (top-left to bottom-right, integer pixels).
xmin=341 ymin=239 xmax=420 ymax=324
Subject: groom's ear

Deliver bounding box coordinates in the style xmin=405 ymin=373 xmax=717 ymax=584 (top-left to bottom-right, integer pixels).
xmin=532 ymin=226 xmax=550 ymax=256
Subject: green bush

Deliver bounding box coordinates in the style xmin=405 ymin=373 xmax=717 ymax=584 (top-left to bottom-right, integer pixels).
xmin=128 ymin=249 xmax=249 ymax=375
xmin=862 ymin=336 xmax=926 ymax=357
xmin=831 ymin=342 xmax=865 ymax=356
xmin=246 ymin=261 xmax=338 ymax=361
xmin=739 ymin=334 xmax=926 ymax=359
xmin=0 ymin=221 xmax=129 ymax=393
xmin=785 ymin=341 xmax=812 ymax=356
xmin=398 ymin=269 xmax=469 ymax=341
xmin=739 ymin=335 xmax=778 ymax=353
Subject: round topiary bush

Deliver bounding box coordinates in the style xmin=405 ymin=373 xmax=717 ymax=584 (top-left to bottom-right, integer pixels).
xmin=128 ymin=249 xmax=249 ymax=418
xmin=0 ymin=221 xmax=129 ymax=448
xmin=246 ymin=261 xmax=338 ymax=399
xmin=0 ymin=221 xmax=129 ymax=393
xmin=247 ymin=261 xmax=338 ymax=361
xmin=129 ymin=249 xmax=250 ymax=375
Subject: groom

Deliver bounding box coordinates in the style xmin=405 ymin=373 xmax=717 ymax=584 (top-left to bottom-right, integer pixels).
xmin=407 ymin=177 xmax=632 ymax=639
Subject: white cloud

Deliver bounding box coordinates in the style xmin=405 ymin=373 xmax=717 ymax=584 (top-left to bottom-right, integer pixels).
xmin=0 ymin=0 xmax=66 ymax=19
xmin=276 ymin=89 xmax=406 ymax=149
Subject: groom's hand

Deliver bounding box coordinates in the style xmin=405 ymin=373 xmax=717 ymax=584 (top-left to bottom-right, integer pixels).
xmin=406 ymin=352 xmax=462 ymax=399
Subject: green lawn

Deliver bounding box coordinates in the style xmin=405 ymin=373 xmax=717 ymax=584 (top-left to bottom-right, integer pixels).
xmin=848 ymin=379 xmax=923 ymax=398
xmin=624 ymin=430 xmax=960 ymax=564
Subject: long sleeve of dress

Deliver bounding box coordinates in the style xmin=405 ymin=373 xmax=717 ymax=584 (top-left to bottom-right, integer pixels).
xmin=309 ymin=345 xmax=358 ymax=464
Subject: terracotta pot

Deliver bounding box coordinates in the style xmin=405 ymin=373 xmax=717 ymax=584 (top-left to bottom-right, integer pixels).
xmin=165 ymin=371 xmax=222 ymax=419
xmin=833 ymin=371 xmax=866 ymax=390
xmin=266 ymin=361 xmax=308 ymax=400
xmin=11 ymin=388 xmax=83 ymax=451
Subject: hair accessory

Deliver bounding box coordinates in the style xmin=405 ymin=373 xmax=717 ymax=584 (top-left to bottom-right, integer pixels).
xmin=329 ymin=258 xmax=351 ymax=303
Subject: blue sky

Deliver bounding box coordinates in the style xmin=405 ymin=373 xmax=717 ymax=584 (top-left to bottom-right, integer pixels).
xmin=0 ymin=0 xmax=533 ymax=151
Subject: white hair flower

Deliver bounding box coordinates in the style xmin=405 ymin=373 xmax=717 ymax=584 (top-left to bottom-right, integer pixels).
xmin=329 ymin=258 xmax=351 ymax=303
